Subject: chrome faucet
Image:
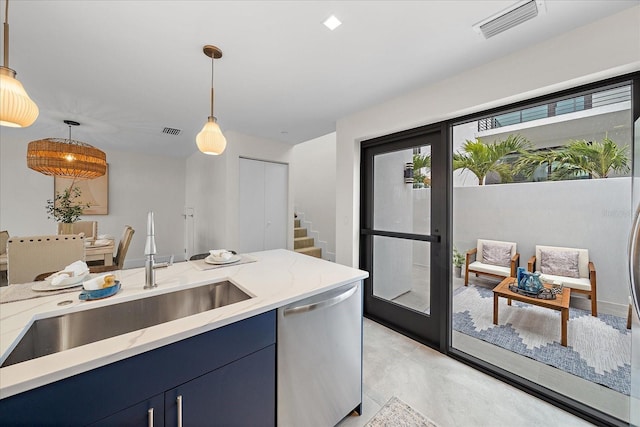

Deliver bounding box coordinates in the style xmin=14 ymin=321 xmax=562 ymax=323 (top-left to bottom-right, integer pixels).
xmin=144 ymin=211 xmax=158 ymax=289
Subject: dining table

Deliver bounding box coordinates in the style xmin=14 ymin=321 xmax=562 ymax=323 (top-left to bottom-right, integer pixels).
xmin=84 ymin=239 xmax=115 ymax=266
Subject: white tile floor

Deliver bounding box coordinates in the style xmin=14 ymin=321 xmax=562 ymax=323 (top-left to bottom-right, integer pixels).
xmin=338 ymin=318 xmax=594 ymax=427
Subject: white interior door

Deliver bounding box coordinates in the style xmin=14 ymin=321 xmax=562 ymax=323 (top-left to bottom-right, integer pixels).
xmin=239 ymin=158 xmax=288 ymax=253
xmin=183 ymin=206 xmax=195 ymax=260
xmin=239 ymin=159 xmax=266 ymax=253
xmin=264 ymin=161 xmax=288 ymax=250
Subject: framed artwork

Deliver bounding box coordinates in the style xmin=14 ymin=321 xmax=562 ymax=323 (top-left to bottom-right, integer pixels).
xmin=54 ymin=164 xmax=109 ymax=215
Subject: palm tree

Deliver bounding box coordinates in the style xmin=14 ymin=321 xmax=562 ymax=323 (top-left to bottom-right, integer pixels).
xmin=551 ymin=137 xmax=630 ymax=179
xmin=453 ymin=134 xmax=531 ymax=185
xmin=514 ymin=148 xmax=563 ymax=181
xmin=413 ymin=153 xmax=431 ymax=187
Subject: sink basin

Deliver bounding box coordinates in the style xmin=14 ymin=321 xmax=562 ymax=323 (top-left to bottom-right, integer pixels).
xmin=1 ymin=281 xmax=252 ymax=368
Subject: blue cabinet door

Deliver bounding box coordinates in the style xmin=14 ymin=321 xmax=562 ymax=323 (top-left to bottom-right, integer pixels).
xmin=165 ymin=345 xmax=275 ymax=427
xmin=89 ymin=393 xmax=165 ymax=427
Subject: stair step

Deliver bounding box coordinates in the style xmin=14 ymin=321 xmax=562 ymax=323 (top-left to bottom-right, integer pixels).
xmin=294 ymin=227 xmax=307 ymax=238
xmin=294 ymin=219 xmax=301 ymax=228
xmin=295 ymin=246 xmax=322 ymax=258
xmin=294 ymin=236 xmax=315 ymax=249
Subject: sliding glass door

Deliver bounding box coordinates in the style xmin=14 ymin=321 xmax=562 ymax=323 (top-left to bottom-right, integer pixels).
xmin=450 ymin=77 xmax=636 ymax=426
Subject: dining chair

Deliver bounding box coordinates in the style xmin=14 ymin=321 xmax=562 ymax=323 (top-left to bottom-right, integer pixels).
xmin=0 ymin=230 xmax=9 ymax=283
xmin=90 ymin=226 xmax=135 ymax=273
xmin=58 ymin=221 xmax=98 ymax=241
xmin=7 ymin=235 xmax=85 ymax=284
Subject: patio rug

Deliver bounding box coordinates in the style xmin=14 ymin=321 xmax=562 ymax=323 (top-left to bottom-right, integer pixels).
xmin=453 ymin=284 xmax=631 ymax=395
xmin=365 ymin=396 xmax=437 ymax=427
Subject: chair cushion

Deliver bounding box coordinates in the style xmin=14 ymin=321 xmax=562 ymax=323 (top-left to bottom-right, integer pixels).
xmin=477 ymin=239 xmax=516 ymax=265
xmin=540 ymin=249 xmax=580 ymax=278
xmin=536 ymin=245 xmax=589 ymax=278
xmin=539 ymin=273 xmax=592 ymax=292
xmin=482 ymin=242 xmax=512 ymax=267
xmin=468 ymin=261 xmax=510 ymax=278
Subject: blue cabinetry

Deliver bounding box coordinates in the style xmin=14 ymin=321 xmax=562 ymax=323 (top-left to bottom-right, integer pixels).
xmin=89 ymin=393 xmax=165 ymax=427
xmin=0 ymin=311 xmax=275 ymax=426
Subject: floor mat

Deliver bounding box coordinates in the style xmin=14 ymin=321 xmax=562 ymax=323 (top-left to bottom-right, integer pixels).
xmin=453 ymin=284 xmax=631 ymax=395
xmin=365 ymin=396 xmax=437 ymax=427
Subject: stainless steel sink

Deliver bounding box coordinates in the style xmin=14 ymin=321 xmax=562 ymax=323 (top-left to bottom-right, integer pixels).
xmin=1 ymin=281 xmax=252 ymax=367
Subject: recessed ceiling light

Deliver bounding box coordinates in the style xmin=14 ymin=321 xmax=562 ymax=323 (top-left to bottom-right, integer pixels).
xmin=323 ymin=15 xmax=342 ymax=31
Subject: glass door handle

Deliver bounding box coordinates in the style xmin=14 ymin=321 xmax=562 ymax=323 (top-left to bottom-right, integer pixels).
xmin=629 ymin=206 xmax=640 ymax=317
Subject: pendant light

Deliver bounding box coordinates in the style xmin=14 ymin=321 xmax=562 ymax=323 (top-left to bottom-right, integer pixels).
xmin=0 ymin=0 xmax=38 ymax=127
xmin=27 ymin=120 xmax=107 ymax=179
xmin=196 ymin=45 xmax=227 ymax=155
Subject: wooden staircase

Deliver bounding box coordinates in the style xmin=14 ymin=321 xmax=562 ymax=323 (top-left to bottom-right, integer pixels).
xmin=294 ymin=218 xmax=322 ymax=258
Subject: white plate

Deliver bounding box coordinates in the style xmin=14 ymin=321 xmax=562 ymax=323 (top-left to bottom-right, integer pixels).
xmin=91 ymin=239 xmax=112 ymax=247
xmin=204 ymin=254 xmax=241 ymax=265
xmin=32 ymin=271 xmax=89 ymax=291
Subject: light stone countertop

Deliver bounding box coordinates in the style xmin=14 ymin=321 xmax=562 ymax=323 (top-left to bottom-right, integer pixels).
xmin=0 ymin=249 xmax=368 ymax=399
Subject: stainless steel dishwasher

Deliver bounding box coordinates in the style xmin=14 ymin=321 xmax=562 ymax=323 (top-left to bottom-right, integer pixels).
xmin=277 ymin=281 xmax=362 ymax=427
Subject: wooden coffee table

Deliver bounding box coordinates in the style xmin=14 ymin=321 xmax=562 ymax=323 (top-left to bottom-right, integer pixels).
xmin=492 ymin=277 xmax=571 ymax=346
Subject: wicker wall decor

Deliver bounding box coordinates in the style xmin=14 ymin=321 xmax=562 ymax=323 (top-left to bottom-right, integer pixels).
xmin=26 ymin=120 xmax=106 ymax=179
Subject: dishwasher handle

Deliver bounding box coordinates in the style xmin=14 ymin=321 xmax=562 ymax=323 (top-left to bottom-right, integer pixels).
xmin=283 ymin=285 xmax=358 ymax=317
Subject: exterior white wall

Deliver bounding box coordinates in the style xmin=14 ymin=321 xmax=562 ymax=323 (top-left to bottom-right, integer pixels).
xmin=0 ymin=133 xmax=186 ymax=268
xmin=185 ymin=130 xmax=294 ymax=255
xmin=292 ymin=132 xmax=336 ymax=260
xmin=450 ymin=178 xmax=631 ymax=312
xmin=372 ymin=150 xmax=413 ymax=299
xmin=336 ymin=6 xmax=640 ymax=267
xmin=412 ymin=189 xmax=431 ymax=268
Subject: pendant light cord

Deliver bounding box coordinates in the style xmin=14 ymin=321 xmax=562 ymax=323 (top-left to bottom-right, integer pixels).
xmin=210 ymin=53 xmax=215 ymax=118
xmin=3 ymin=0 xmax=9 ymax=67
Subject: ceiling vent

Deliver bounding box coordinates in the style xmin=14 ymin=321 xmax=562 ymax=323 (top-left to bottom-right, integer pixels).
xmin=162 ymin=127 xmax=182 ymax=136
xmin=473 ymin=0 xmax=545 ymax=39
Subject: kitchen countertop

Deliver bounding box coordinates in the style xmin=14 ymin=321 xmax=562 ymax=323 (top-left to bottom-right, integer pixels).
xmin=0 ymin=249 xmax=368 ymax=399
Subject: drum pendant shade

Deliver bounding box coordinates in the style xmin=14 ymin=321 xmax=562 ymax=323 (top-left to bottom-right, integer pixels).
xmin=27 ymin=120 xmax=106 ymax=179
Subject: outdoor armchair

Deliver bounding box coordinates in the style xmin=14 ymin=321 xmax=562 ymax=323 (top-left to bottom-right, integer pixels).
xmin=465 ymin=239 xmax=519 ymax=286
xmin=528 ymin=245 xmax=597 ymax=316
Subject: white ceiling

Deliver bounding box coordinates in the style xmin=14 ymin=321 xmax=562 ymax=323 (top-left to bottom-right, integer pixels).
xmin=3 ymin=0 xmax=638 ymax=158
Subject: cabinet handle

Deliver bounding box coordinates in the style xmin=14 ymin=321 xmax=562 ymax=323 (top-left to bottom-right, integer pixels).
xmin=177 ymin=395 xmax=183 ymax=427
xmin=147 ymin=408 xmax=154 ymax=427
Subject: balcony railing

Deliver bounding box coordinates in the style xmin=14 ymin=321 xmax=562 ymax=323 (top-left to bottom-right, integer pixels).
xmin=478 ymin=86 xmax=631 ymax=132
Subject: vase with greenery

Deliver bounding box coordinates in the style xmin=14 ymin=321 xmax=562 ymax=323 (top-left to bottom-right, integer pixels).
xmin=46 ymin=185 xmax=90 ymax=233
xmin=453 ymin=246 xmax=465 ymax=278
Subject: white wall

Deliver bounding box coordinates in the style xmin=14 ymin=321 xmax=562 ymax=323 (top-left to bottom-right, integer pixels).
xmin=292 ymin=132 xmax=337 ymax=260
xmin=185 ymin=130 xmax=294 ymax=255
xmin=0 ymin=134 xmax=186 ymax=268
xmin=336 ymin=6 xmax=640 ymax=267
xmin=450 ymin=178 xmax=630 ymax=311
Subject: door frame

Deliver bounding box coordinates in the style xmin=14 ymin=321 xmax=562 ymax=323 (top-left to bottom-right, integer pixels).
xmin=359 ymin=122 xmax=450 ymax=351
